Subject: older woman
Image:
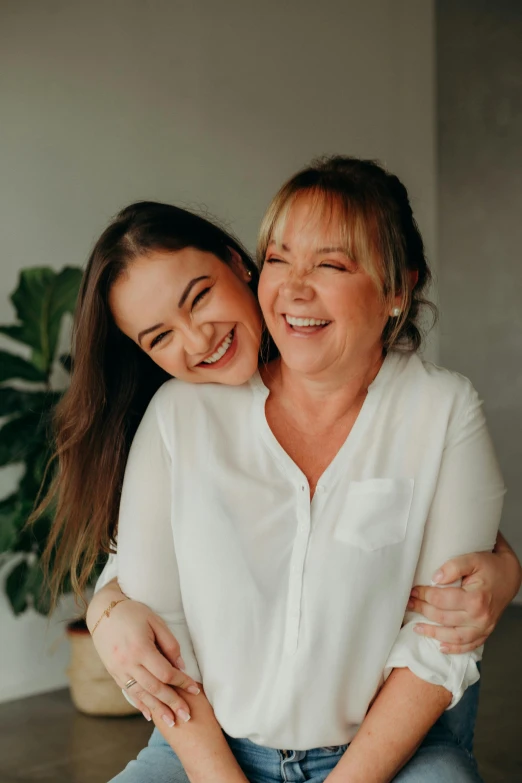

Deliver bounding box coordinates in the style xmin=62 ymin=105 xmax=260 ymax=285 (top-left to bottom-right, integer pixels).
xmin=94 ymin=156 xmax=507 ymax=783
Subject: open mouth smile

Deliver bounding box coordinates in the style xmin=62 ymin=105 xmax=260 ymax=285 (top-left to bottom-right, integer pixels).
xmin=283 ymin=314 xmax=331 ymax=334
xmin=198 ymin=327 xmax=237 ymax=368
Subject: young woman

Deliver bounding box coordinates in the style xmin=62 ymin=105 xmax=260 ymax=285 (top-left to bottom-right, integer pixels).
xmin=43 ymin=172 xmax=520 ymax=782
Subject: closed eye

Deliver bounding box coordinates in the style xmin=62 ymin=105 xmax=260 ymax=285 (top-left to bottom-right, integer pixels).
xmin=320 ymin=258 xmax=358 ymax=272
xmin=150 ymin=331 xmax=171 ymax=349
xmin=192 ymin=286 xmax=211 ymax=308
xmin=264 ymin=257 xmax=287 ymax=264
xmin=320 ymin=262 xmax=349 ymax=271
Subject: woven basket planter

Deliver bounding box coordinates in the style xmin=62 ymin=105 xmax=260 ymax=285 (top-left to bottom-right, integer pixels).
xmin=66 ymin=620 xmax=138 ymax=716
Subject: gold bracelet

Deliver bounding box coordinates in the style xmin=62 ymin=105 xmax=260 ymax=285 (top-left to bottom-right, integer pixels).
xmin=90 ymin=598 xmax=128 ymax=635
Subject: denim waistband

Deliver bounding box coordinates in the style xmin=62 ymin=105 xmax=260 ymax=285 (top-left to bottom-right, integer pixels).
xmin=226 ymin=733 xmax=349 ymax=757
xmin=280 ymin=745 xmax=348 ymax=757
xmin=223 ymin=732 xmax=350 ymax=757
xmin=225 ymin=734 xmax=349 ymax=783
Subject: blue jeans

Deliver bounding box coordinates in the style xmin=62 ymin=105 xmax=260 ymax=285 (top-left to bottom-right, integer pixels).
xmin=436 ymin=671 xmax=480 ymax=756
xmin=109 ymin=681 xmax=482 ymax=783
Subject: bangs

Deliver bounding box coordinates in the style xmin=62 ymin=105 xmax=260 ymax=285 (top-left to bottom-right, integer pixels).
xmin=264 ymin=186 xmax=385 ymax=291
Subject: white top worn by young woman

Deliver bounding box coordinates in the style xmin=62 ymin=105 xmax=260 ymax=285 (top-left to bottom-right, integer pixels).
xmin=111 ymin=349 xmax=504 ymax=750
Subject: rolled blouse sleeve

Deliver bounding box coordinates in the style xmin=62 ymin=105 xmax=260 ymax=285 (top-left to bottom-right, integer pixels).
xmin=115 ymin=390 xmax=201 ymax=682
xmin=94 ymin=552 xmax=118 ymax=593
xmin=384 ymin=383 xmax=505 ymax=707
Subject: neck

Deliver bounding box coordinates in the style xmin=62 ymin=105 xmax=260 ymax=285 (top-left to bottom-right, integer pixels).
xmin=263 ymin=346 xmax=385 ymax=427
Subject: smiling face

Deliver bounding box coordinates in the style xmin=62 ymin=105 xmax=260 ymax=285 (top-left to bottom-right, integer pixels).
xmin=258 ymin=195 xmax=398 ymax=381
xmin=109 ymin=247 xmax=263 ymax=385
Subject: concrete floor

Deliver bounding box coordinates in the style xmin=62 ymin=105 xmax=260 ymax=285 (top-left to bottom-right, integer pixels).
xmin=0 ymin=605 xmax=520 ymax=783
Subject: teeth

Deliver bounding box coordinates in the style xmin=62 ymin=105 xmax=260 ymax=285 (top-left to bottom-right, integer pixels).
xmin=285 ymin=315 xmax=330 ymax=327
xmin=202 ymin=330 xmax=234 ymax=364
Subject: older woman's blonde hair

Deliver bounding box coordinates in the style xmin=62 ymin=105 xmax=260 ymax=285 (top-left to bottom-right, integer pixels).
xmin=257 ymin=155 xmax=436 ymax=352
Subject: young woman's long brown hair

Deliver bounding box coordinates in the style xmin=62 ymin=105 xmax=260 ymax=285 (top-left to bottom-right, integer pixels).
xmin=39 ymin=202 xmax=260 ymax=608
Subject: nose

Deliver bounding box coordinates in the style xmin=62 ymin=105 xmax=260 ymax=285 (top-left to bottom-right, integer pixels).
xmin=181 ymin=321 xmax=214 ymax=356
xmin=280 ymin=269 xmax=314 ymax=302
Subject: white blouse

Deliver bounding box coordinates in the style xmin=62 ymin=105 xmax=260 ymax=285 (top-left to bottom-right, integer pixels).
xmin=97 ymin=351 xmax=505 ymax=750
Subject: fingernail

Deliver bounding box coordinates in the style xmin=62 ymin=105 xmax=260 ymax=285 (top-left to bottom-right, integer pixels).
xmin=407 ymin=599 xmax=414 ymax=610
xmin=176 ymin=709 xmax=191 ymax=723
xmin=142 ymin=710 xmax=152 ymax=722
xmin=413 ymin=624 xmax=423 ymax=634
xmin=162 ymin=714 xmax=175 ymax=728
xmin=187 ymin=685 xmax=200 ymax=695
xmin=410 ymin=588 xmax=419 ymax=598
xmin=433 ymin=570 xmax=444 ymax=584
xmin=175 ymin=655 xmax=186 ymax=670
xmin=440 ymin=645 xmax=449 ymax=654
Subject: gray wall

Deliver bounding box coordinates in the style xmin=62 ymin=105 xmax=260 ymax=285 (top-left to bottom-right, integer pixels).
xmin=0 ymin=0 xmax=436 ymax=702
xmin=437 ymin=0 xmax=522 ymax=598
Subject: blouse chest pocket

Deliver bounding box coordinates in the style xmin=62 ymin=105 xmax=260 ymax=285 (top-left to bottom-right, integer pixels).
xmin=334 ymin=478 xmax=414 ymax=551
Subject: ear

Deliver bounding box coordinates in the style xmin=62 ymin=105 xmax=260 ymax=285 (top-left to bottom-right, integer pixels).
xmin=227 ymin=246 xmax=253 ymax=283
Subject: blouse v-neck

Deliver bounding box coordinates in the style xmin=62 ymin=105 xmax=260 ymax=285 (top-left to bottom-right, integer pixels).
xmin=249 ymin=352 xmax=400 ymax=496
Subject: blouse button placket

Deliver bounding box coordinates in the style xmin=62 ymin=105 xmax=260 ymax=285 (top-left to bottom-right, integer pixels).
xmin=284 ymin=482 xmax=311 ymax=655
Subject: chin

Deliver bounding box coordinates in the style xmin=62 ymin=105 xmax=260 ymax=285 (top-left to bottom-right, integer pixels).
xmin=213 ymin=354 xmax=259 ymax=386
xmin=226 ymin=356 xmax=259 ymax=385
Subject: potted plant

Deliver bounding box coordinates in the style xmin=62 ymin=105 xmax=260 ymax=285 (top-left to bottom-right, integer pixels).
xmin=0 ymin=267 xmax=135 ymax=715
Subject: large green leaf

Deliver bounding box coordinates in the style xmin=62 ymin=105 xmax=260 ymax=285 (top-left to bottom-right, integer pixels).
xmin=0 ymin=325 xmax=26 ymax=344
xmin=0 ymin=351 xmax=47 ymax=383
xmin=0 ymin=492 xmax=36 ymax=556
xmin=0 ymin=411 xmax=49 ymax=467
xmin=0 ymin=267 xmax=82 ymax=373
xmin=0 ymin=387 xmax=59 ymax=417
xmin=23 ymin=438 xmax=55 ymax=489
xmin=23 ymin=509 xmax=52 ymax=556
xmin=0 ymin=494 xmax=18 ymax=553
xmin=0 ymin=264 xmax=83 ymax=616
xmin=26 ymin=561 xmax=53 ymax=616
xmin=5 ymin=559 xmax=30 ymax=615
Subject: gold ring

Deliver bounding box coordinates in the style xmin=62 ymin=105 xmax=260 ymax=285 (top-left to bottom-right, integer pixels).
xmin=124 ymin=678 xmax=137 ymax=690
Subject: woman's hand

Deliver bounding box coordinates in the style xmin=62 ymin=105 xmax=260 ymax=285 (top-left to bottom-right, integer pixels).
xmin=87 ymin=580 xmax=201 ymax=726
xmin=408 ymin=532 xmax=522 ymax=653
xmin=151 ymin=687 xmax=249 ymax=783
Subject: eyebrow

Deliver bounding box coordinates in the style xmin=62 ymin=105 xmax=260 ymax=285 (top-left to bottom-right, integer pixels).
xmin=137 ymin=275 xmax=211 ymax=345
xmin=177 ymin=275 xmax=211 ymax=308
